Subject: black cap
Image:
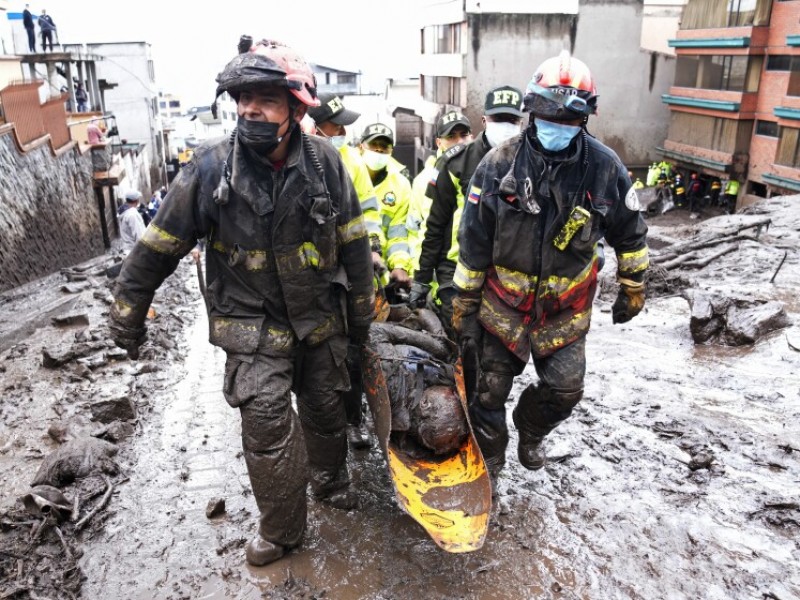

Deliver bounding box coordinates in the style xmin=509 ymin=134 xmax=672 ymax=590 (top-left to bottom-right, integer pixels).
xmin=437 ymin=111 xmax=471 ymax=137
xmin=307 ymin=92 xmax=360 ymax=126
xmin=359 ymin=123 xmax=394 ymax=145
xmin=484 ymin=85 xmax=524 ymax=117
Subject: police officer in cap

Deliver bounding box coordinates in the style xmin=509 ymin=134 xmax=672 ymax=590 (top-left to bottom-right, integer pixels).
xmin=410 ymin=85 xmax=524 ymax=330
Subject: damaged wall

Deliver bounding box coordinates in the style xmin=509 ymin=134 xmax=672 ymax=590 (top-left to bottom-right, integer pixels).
xmin=0 ymin=132 xmax=105 ymax=293
xmin=465 ymin=1 xmax=675 ymax=167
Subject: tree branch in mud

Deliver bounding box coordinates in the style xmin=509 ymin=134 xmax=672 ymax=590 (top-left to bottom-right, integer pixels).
xmin=657 ymin=243 xmax=740 ymax=271
xmin=75 ymin=476 xmax=114 ymax=531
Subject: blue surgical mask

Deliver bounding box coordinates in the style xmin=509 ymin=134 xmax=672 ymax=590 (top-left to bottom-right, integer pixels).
xmin=534 ymin=118 xmax=581 ymax=152
xmin=330 ymin=135 xmax=347 ymax=150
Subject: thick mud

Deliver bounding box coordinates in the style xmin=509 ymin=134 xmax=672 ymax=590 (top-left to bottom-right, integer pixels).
xmin=1 ymin=199 xmax=799 ymax=599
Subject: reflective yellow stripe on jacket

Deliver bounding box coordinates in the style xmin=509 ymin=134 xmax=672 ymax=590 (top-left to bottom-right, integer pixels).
xmin=445 ymin=169 xmax=464 ymax=263
xmin=408 ymin=155 xmax=437 ymax=273
xmin=340 ymin=144 xmax=383 ymax=246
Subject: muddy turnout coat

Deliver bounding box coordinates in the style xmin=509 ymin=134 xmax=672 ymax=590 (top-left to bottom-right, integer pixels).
xmin=111 ymin=131 xmax=374 ymax=352
xmin=455 ymin=131 xmax=649 ymax=361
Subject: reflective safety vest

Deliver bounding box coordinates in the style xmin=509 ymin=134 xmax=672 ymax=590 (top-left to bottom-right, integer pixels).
xmin=372 ymin=159 xmax=413 ymax=275
xmin=408 ymin=154 xmax=438 ymax=273
xmin=339 ymin=144 xmax=384 ymax=248
xmin=725 ymin=179 xmax=739 ymax=195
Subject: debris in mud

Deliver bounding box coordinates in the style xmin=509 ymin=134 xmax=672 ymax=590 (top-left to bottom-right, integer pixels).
xmin=89 ymin=395 xmax=137 ymax=423
xmin=51 ymin=312 xmax=90 ymax=327
xmin=32 ymin=437 xmax=119 ymax=487
xmin=686 ymin=291 xmax=791 ymax=345
xmin=21 ymin=485 xmax=74 ymax=521
xmin=206 ymin=498 xmax=226 ymax=519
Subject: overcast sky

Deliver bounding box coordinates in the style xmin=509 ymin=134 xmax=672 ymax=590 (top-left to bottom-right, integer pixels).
xmin=36 ymin=0 xmax=422 ymax=107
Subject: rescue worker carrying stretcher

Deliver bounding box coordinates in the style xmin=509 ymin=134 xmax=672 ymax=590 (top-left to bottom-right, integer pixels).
xmin=453 ymin=51 xmax=649 ymax=478
xmin=107 ymin=39 xmax=374 ymax=567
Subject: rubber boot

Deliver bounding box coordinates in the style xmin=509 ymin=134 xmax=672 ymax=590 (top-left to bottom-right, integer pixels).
xmin=468 ymin=402 xmax=508 ymax=479
xmin=344 ymin=346 xmax=372 ymax=450
xmin=512 ymin=407 xmax=548 ymax=470
xmin=303 ymin=426 xmax=359 ymax=510
xmin=245 ymin=534 xmax=286 ymax=566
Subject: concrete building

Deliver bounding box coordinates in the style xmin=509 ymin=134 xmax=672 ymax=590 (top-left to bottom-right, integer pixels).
xmin=70 ymin=41 xmax=163 ymax=190
xmin=660 ymin=0 xmax=800 ymax=204
xmin=405 ymin=0 xmax=679 ymax=175
xmin=311 ymin=63 xmax=361 ymax=96
xmin=158 ymin=91 xmax=183 ymax=119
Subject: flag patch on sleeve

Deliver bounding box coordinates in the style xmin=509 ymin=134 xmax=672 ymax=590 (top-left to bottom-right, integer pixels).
xmin=468 ymin=186 xmax=481 ymax=204
xmin=429 ymin=168 xmax=439 ymax=186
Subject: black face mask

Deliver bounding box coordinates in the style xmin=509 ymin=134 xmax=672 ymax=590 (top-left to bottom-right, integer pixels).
xmin=236 ymin=115 xmax=292 ymax=155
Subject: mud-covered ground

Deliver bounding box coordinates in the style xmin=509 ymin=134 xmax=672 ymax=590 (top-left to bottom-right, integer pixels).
xmin=1 ymin=198 xmax=799 ymax=600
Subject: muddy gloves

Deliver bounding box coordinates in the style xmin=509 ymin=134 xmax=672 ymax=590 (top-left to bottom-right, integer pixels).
xmin=408 ymin=281 xmax=431 ymax=309
xmin=612 ymin=277 xmax=646 ymax=324
xmin=109 ymin=292 xmax=152 ymax=359
xmin=452 ymin=294 xmax=482 ymax=347
xmin=109 ymin=322 xmax=147 ymax=359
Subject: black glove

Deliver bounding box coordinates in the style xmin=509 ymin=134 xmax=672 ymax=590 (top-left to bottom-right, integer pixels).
xmin=408 ymin=281 xmax=431 ymax=308
xmin=349 ymin=323 xmax=371 ymax=345
xmin=612 ymin=279 xmax=646 ymax=324
xmin=109 ymin=322 xmax=147 ymax=359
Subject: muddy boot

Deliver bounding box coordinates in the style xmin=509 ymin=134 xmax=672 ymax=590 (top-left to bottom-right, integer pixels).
xmin=303 ymin=426 xmax=358 ymax=509
xmin=245 ymin=534 xmax=286 ymax=566
xmin=319 ymin=483 xmax=359 ymax=510
xmin=343 ymin=349 xmax=371 ymax=450
xmin=512 ymin=406 xmax=547 ymax=471
xmin=513 ymin=383 xmax=583 ymax=471
xmin=346 ymin=423 xmax=372 ymax=450
xmin=468 ymin=403 xmax=508 ymax=478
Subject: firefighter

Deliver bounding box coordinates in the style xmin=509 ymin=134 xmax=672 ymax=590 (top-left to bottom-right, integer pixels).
xmin=307 ymin=93 xmax=384 ymax=450
xmin=410 ymin=85 xmax=524 ymax=330
xmin=452 ymin=50 xmax=649 ymax=478
xmin=408 ymin=111 xmax=473 ymax=275
xmin=107 ymin=40 xmax=374 ymax=566
xmin=358 ymin=123 xmax=414 ymax=293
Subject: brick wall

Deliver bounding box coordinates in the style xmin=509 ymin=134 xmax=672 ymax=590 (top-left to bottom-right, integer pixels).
xmin=0 ymin=132 xmax=105 ymax=293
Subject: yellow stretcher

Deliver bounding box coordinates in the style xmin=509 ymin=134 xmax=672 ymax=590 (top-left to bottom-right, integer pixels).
xmin=361 ymin=346 xmax=492 ymax=553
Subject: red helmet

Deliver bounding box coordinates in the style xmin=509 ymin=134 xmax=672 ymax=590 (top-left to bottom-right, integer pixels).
xmin=523 ymin=50 xmax=598 ymax=120
xmin=215 ymin=39 xmax=320 ymax=107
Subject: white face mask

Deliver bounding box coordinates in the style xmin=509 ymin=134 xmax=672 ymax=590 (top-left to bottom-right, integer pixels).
xmin=363 ymin=149 xmax=390 ymax=171
xmin=330 ymin=135 xmax=347 ymax=150
xmin=484 ymin=121 xmax=521 ymax=148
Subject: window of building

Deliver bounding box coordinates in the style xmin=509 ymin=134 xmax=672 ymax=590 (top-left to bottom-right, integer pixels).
xmin=668 ymin=112 xmax=753 ymax=153
xmin=776 ymin=126 xmax=800 ymax=167
xmin=339 ymin=73 xmax=356 ymax=86
xmin=422 ymin=23 xmax=461 ymax=54
xmin=159 ymin=101 xmax=167 ymax=109
xmin=674 ymin=55 xmax=757 ymax=91
xmin=421 ymin=75 xmax=461 ymax=105
xmin=766 ymin=55 xmax=792 ymax=71
xmin=755 ymin=120 xmax=779 ymax=136
xmin=766 ymin=55 xmax=800 ymax=96
xmin=169 ymin=100 xmax=180 ymax=108
xmin=680 ymin=0 xmax=772 ymax=28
